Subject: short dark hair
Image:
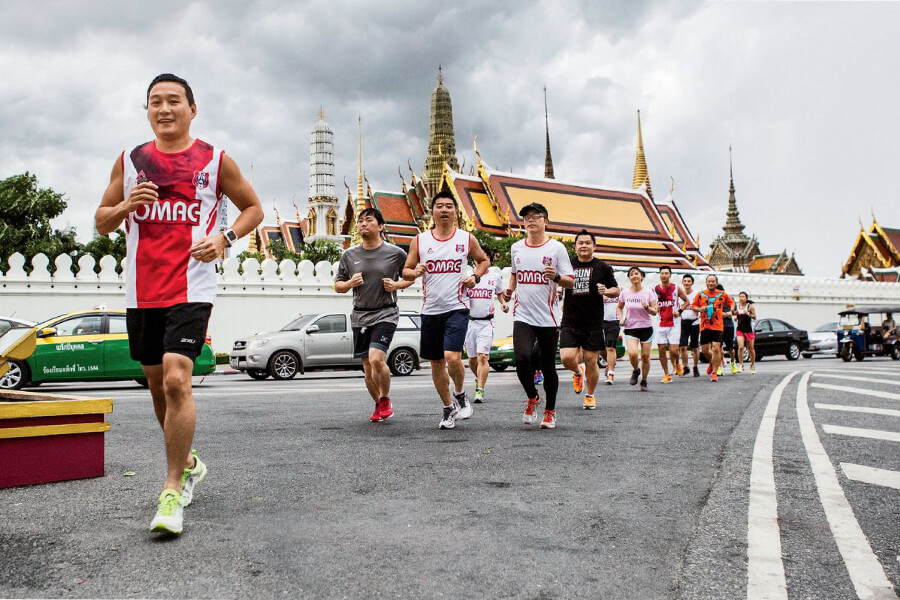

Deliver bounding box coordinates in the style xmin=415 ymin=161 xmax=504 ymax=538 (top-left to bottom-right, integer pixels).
xmin=147 ymin=73 xmax=195 ymax=107
xmin=431 ymin=190 xmax=456 ymax=207
xmin=357 ymin=207 xmax=384 ymax=225
xmin=682 ymin=274 xmax=694 ymax=283
xmin=574 ymin=229 xmax=595 ymax=245
xmin=659 ymin=266 xmax=672 ymax=274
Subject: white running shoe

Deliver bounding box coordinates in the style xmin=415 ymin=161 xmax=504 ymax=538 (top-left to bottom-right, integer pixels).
xmin=150 ymin=489 xmax=184 ymax=534
xmin=439 ymin=404 xmax=460 ymax=429
xmin=180 ymin=449 xmax=207 ymax=507
xmin=455 ymin=392 xmax=473 ymax=420
xmin=522 ymin=394 xmax=542 ymax=425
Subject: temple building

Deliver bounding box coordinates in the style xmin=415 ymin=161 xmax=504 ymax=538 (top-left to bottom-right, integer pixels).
xmin=707 ymin=150 xmax=802 ymax=275
xmin=841 ymin=216 xmax=900 ymax=281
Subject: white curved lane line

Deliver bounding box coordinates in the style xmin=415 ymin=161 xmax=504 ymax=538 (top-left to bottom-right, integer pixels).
xmin=840 ymin=463 xmax=900 ymax=491
xmin=746 ymin=371 xmax=797 ymax=600
xmin=815 ymin=404 xmax=900 ymax=418
xmin=797 ymin=371 xmax=898 ymax=599
xmin=813 ymin=373 xmax=900 ymax=386
xmin=811 ymin=383 xmax=900 ymax=402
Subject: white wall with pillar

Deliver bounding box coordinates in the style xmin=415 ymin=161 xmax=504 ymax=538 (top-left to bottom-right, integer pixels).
xmin=2 ymin=252 xmax=899 ymax=353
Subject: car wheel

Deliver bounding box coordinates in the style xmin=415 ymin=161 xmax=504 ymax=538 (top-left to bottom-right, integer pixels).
xmin=135 ymin=378 xmax=149 ymax=388
xmin=389 ymin=348 xmax=416 ymax=376
xmin=269 ymin=351 xmax=299 ymax=380
xmin=786 ymin=342 xmax=801 ymax=361
xmin=0 ymin=360 xmax=29 ymax=390
xmin=491 ymin=364 xmax=508 ymax=372
xmin=247 ymin=369 xmax=269 ymax=380
xmin=854 ymin=351 xmax=865 ymax=362
xmin=742 ymin=347 xmax=750 ymax=363
xmin=892 ymin=346 xmax=900 ymax=361
xmin=802 ymin=353 xmax=813 ymax=359
xmin=840 ymin=345 xmax=853 ymax=362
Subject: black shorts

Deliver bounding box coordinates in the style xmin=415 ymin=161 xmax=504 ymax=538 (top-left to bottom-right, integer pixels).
xmin=352 ymin=321 xmax=397 ymax=358
xmin=603 ymin=321 xmax=620 ymax=349
xmin=623 ymin=327 xmax=654 ymax=343
xmin=559 ymin=326 xmax=605 ymax=352
xmin=680 ymin=320 xmax=699 ymax=349
xmin=420 ymin=309 xmax=469 ymax=361
xmin=700 ymin=329 xmax=723 ymax=346
xmin=126 ymin=302 xmax=212 ymax=366
xmin=722 ymin=325 xmax=735 ymax=350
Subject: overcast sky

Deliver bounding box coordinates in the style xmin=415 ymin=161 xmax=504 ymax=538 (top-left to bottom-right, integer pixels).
xmin=1 ymin=0 xmax=897 ymax=277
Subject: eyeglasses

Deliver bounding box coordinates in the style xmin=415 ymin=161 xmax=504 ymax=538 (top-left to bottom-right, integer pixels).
xmin=523 ymin=213 xmax=545 ymax=221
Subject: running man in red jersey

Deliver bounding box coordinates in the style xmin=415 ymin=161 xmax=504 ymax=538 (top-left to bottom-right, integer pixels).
xmin=691 ymin=274 xmax=734 ymax=382
xmin=654 ymin=266 xmax=688 ymax=383
xmin=403 ymin=190 xmax=490 ymax=429
xmin=95 ymin=74 xmax=263 ymax=534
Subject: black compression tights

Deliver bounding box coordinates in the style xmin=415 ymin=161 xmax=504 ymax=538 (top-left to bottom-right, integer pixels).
xmin=513 ymin=321 xmax=561 ymax=410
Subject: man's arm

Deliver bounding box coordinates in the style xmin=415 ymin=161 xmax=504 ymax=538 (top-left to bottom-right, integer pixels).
xmin=188 ymin=154 xmax=264 ymax=263
xmin=95 ymin=157 xmax=158 ymax=235
xmin=402 ymin=236 xmax=425 ymax=281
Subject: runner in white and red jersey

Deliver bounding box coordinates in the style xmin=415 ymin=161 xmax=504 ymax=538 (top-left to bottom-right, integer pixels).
xmin=654 ymin=266 xmax=688 ymax=384
xmin=403 ymin=190 xmax=490 ymax=430
xmin=95 ymin=74 xmax=262 ymax=535
xmin=501 ymin=202 xmax=574 ymax=429
xmin=464 ymin=264 xmax=507 ymax=403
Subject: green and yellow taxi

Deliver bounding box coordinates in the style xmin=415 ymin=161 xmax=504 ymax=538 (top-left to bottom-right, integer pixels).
xmin=489 ymin=333 xmax=626 ymax=372
xmin=0 ymin=307 xmax=215 ymax=390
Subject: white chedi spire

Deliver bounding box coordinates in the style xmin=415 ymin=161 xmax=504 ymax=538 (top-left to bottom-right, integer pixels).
xmin=309 ymin=108 xmax=336 ymax=200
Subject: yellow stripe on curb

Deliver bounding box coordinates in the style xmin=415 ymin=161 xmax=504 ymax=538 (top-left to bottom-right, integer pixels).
xmin=0 ymin=421 xmax=110 ymax=440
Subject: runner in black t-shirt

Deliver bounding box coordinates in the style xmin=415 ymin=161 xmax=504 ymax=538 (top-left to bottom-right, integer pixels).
xmin=560 ymin=230 xmax=620 ymax=410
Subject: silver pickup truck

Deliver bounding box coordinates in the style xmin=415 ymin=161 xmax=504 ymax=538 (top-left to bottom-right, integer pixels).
xmin=229 ymin=311 xmax=422 ymax=380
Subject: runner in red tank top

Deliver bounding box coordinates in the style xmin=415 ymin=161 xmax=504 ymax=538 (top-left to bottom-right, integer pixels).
xmin=95 ymin=74 xmax=263 ymax=535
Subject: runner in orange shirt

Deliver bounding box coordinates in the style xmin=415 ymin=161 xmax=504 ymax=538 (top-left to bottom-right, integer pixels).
xmin=691 ymin=274 xmax=734 ymax=382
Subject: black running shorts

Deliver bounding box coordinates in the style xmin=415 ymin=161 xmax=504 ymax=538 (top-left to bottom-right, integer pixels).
xmin=419 ymin=309 xmax=469 ymax=360
xmin=126 ymin=302 xmax=212 ymax=365
xmin=602 ymin=320 xmax=620 ymax=350
xmin=680 ymin=319 xmax=699 ymax=349
xmin=559 ymin=326 xmax=605 ymax=352
xmin=352 ymin=320 xmax=397 ymax=358
xmin=700 ymin=328 xmax=723 ymax=346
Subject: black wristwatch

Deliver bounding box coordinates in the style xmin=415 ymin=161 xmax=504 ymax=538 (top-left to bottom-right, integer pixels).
xmin=552 ymin=273 xmax=561 ymax=283
xmin=473 ymin=274 xmax=482 ymax=284
xmin=224 ymin=228 xmax=238 ymax=247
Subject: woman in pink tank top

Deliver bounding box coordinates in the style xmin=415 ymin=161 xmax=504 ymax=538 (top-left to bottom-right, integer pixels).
xmin=616 ymin=267 xmax=658 ymax=391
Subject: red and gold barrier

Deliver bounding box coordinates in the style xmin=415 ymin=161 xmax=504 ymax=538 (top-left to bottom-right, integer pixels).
xmin=0 ymin=390 xmax=112 ymax=489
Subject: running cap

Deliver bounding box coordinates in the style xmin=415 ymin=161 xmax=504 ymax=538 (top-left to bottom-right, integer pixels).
xmin=357 ymin=207 xmax=384 ymax=225
xmin=518 ymin=202 xmax=549 ymax=218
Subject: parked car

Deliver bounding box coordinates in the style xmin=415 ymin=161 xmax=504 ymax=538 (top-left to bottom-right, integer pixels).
xmin=229 ymin=311 xmax=422 ymax=379
xmin=803 ymin=321 xmax=840 ymax=358
xmin=752 ymin=318 xmax=809 ymax=361
xmin=838 ymin=305 xmax=900 ymax=362
xmin=0 ymin=308 xmax=216 ymax=390
xmin=489 ymin=333 xmax=626 ymax=372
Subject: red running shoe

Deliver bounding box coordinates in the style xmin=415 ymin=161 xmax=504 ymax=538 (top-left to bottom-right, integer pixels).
xmin=710 ymin=374 xmax=718 ymax=382
xmin=707 ymin=365 xmax=713 ymax=375
xmin=379 ymin=397 xmax=394 ymax=420
xmin=369 ymin=404 xmax=382 ymax=422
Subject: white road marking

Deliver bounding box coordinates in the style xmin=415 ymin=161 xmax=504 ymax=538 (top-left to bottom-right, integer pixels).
xmin=810 ymin=383 xmax=900 ymax=402
xmin=815 ymin=403 xmax=900 ymax=418
xmin=816 ymin=367 xmax=900 ymax=377
xmin=823 ymin=424 xmax=900 ymax=443
xmin=840 ymin=463 xmax=900 ymax=491
xmin=813 ymin=373 xmax=900 ymax=386
xmin=797 ymin=371 xmax=898 ymax=599
xmin=746 ymin=371 xmax=798 ymax=599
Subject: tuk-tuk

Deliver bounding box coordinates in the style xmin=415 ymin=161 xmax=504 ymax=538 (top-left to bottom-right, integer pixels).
xmin=838 ymin=305 xmax=900 ymax=362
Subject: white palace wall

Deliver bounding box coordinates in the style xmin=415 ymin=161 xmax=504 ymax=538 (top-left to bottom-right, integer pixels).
xmin=1 ymin=252 xmax=899 ymax=353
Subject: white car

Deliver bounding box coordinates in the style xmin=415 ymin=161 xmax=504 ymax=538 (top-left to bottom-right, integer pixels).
xmin=803 ymin=321 xmax=839 ymax=358
xmin=229 ymin=311 xmax=422 ymax=380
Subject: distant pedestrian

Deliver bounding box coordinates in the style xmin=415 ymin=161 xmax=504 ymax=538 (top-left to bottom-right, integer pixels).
xmin=735 ymin=291 xmax=757 ymax=373
xmin=654 ymin=266 xmax=688 ymax=383
xmin=679 ymin=274 xmax=701 ymax=377
xmin=692 ymin=275 xmax=734 ymax=383
xmin=464 ymin=264 xmax=507 ymax=403
xmin=617 ymin=267 xmax=658 ymax=392
xmin=717 ymin=283 xmax=737 ymax=375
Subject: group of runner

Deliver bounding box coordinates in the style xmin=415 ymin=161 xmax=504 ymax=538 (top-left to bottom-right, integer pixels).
xmin=99 ymin=73 xmax=761 ymax=535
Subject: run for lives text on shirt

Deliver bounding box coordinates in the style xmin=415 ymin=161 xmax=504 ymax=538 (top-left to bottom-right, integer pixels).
xmin=465 ymin=266 xmax=504 ymax=319
xmin=562 ymin=257 xmax=618 ymax=329
xmin=510 ymin=238 xmax=574 ymax=327
xmin=122 ymin=139 xmax=224 ymax=309
xmin=619 ymin=287 xmax=656 ymax=329
xmin=418 ymin=228 xmax=471 ymax=315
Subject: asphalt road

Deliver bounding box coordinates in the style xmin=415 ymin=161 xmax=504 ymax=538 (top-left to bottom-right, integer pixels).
xmin=2 ymin=357 xmax=898 ymax=599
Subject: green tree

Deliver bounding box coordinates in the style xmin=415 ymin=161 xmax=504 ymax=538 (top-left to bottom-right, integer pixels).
xmin=471 ymin=229 xmax=523 ymax=268
xmin=0 ymin=173 xmax=82 ymax=271
xmin=266 ymin=238 xmax=303 ymax=263
xmin=81 ymin=229 xmax=127 ymax=273
xmin=302 ymin=239 xmax=342 ymax=264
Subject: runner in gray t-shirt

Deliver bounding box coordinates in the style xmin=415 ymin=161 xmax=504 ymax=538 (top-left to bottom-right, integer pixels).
xmin=335 ymin=208 xmax=412 ymax=422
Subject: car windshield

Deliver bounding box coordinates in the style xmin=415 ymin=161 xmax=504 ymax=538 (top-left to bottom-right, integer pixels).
xmin=280 ymin=315 xmax=315 ymax=331
xmin=815 ymin=322 xmax=839 ymax=332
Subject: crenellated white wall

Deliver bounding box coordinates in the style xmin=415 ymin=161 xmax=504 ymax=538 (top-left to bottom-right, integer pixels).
xmin=2 ymin=252 xmax=899 ymax=353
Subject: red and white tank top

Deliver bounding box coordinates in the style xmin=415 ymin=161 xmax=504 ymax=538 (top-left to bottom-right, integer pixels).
xmin=465 ymin=266 xmax=504 ymax=319
xmin=655 ymin=283 xmax=680 ymax=328
xmin=510 ymin=238 xmax=574 ymax=327
xmin=122 ymin=139 xmax=224 ymax=309
xmin=418 ymin=228 xmax=470 ymax=315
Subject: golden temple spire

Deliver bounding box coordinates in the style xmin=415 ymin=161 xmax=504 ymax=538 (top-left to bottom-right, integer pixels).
xmin=356 ymin=117 xmax=365 ymax=210
xmin=424 ymin=66 xmax=459 ymax=196
xmin=632 ymin=110 xmax=653 ymax=200
xmin=723 ymin=144 xmax=746 ymax=237
xmin=248 ymin=228 xmax=258 ymax=253
xmin=543 ymin=86 xmax=555 ymax=179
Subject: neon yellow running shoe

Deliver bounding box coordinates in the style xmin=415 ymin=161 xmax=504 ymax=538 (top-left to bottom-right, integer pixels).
xmin=730 ymin=361 xmax=738 ymax=374
xmin=716 ymin=366 xmax=723 ymax=376
xmin=150 ymin=489 xmax=183 ymax=534
xmin=180 ymin=449 xmax=207 ymax=507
